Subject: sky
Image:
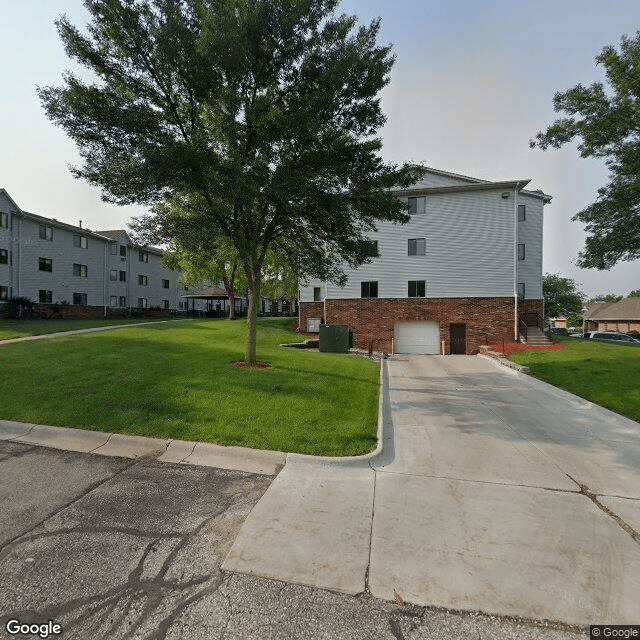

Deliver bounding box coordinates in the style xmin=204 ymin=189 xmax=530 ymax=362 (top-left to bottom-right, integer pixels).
xmin=2 ymin=0 xmax=640 ymax=298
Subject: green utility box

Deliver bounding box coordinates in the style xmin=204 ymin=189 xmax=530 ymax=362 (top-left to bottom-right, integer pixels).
xmin=319 ymin=324 xmax=352 ymax=353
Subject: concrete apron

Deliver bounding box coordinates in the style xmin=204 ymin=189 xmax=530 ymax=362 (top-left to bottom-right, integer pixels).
xmin=223 ymin=355 xmax=640 ymax=626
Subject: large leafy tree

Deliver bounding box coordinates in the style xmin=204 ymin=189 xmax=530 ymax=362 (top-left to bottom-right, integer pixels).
xmin=39 ymin=0 xmax=423 ymax=363
xmin=531 ymin=32 xmax=640 ymax=270
xmin=543 ymin=273 xmax=585 ymax=319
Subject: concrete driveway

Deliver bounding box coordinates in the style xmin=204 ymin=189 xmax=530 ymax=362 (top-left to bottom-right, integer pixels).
xmin=224 ymin=355 xmax=640 ymax=627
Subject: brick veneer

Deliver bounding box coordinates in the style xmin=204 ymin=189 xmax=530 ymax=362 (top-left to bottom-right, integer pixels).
xmin=518 ymin=298 xmax=544 ymax=320
xmin=298 ymin=302 xmax=325 ymax=333
xmin=300 ymin=297 xmax=527 ymax=354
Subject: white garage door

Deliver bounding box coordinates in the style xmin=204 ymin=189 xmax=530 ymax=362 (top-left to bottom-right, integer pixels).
xmin=394 ymin=321 xmax=440 ymax=354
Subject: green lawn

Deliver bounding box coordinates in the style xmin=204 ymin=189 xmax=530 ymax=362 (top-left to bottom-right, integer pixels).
xmin=510 ymin=337 xmax=640 ymax=422
xmin=0 ymin=317 xmax=173 ymax=341
xmin=0 ymin=317 xmax=380 ymax=456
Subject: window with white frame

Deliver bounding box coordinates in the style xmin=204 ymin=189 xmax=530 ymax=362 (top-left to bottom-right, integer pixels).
xmin=110 ymin=269 xmax=118 ymax=281
xmin=110 ymin=296 xmax=118 ymax=307
xmin=408 ymin=280 xmax=426 ymax=297
xmin=73 ymin=263 xmax=88 ymax=277
xmin=517 ymin=283 xmax=525 ymax=299
xmin=162 ymin=279 xmax=169 ymax=288
xmin=119 ymin=270 xmax=126 ymax=282
xmin=518 ymin=244 xmax=525 ymax=260
xmin=0 ymin=249 xmax=8 ymax=265
xmin=0 ymin=212 xmax=8 ymax=228
xmin=110 ymin=243 xmax=118 ymax=255
xmin=162 ymin=299 xmax=169 ymax=309
xmin=39 ymin=225 xmax=53 ymax=241
xmin=73 ymin=234 xmax=88 ymax=249
xmin=361 ymin=281 xmax=378 ymax=298
xmin=39 ymin=290 xmax=52 ymax=304
xmin=73 ymin=292 xmax=87 ymax=305
xmin=138 ymin=298 xmax=148 ymax=308
xmin=39 ymin=258 xmax=52 ymax=272
xmin=313 ymin=287 xmax=321 ymax=302
xmin=138 ymin=250 xmax=149 ymax=263
xmin=120 ymin=244 xmax=127 ymax=257
xmin=518 ymin=204 xmax=526 ymax=222
xmin=0 ymin=286 xmax=9 ymax=300
xmin=119 ymin=296 xmax=126 ymax=307
xmin=408 ymin=238 xmax=426 ymax=256
xmin=138 ymin=274 xmax=148 ymax=286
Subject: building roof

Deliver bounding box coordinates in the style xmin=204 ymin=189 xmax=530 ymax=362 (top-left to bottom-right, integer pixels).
xmin=585 ymin=298 xmax=640 ymax=321
xmin=95 ymin=229 xmax=129 ymax=240
xmin=393 ymin=177 xmax=552 ymax=203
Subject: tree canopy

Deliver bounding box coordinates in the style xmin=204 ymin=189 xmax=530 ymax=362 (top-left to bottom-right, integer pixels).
xmin=588 ymin=293 xmax=623 ymax=303
xmin=543 ymin=273 xmax=585 ymax=318
xmin=531 ymin=32 xmax=640 ymax=270
xmin=39 ymin=0 xmax=423 ymax=362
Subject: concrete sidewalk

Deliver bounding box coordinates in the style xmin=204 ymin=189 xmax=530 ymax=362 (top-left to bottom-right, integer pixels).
xmin=0 ymin=319 xmax=188 ymax=345
xmin=223 ymin=355 xmax=640 ymax=627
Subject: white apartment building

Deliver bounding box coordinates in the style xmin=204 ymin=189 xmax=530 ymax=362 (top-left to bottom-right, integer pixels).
xmin=0 ymin=189 xmax=187 ymax=311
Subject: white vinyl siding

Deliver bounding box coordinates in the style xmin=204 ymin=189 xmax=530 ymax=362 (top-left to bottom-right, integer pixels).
xmin=315 ymin=190 xmax=515 ymax=300
xmin=516 ymin=194 xmax=544 ymax=299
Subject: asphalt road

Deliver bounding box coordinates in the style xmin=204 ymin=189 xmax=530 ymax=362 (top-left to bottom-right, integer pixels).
xmin=0 ymin=440 xmax=586 ymax=639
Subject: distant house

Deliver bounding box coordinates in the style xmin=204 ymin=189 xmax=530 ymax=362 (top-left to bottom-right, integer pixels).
xmin=299 ymin=168 xmax=551 ymax=354
xmin=584 ymin=299 xmax=640 ymax=333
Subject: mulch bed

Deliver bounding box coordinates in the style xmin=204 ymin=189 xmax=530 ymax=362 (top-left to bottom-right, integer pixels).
xmin=489 ymin=342 xmax=565 ymax=358
xmin=232 ymin=361 xmax=271 ymax=369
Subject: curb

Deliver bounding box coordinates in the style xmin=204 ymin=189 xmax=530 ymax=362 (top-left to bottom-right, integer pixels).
xmin=0 ymin=358 xmax=387 ymax=474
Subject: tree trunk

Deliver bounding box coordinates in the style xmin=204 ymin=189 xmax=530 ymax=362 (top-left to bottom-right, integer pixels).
xmin=245 ymin=277 xmax=261 ymax=364
xmin=227 ymin=291 xmax=236 ymax=320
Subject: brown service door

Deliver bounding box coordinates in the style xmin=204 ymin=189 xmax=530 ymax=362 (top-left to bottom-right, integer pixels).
xmin=450 ymin=323 xmax=466 ymax=354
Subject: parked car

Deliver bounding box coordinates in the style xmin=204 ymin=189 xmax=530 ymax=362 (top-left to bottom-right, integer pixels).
xmin=546 ymin=327 xmax=569 ymax=336
xmin=589 ymin=331 xmax=640 ymax=343
xmin=569 ymin=331 xmax=593 ymax=338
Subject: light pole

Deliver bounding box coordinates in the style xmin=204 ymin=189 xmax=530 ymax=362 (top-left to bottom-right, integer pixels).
xmin=582 ymin=306 xmax=589 ymax=336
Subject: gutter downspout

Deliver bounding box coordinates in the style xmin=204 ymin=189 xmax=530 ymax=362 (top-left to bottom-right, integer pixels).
xmin=514 ymin=182 xmax=520 ymax=342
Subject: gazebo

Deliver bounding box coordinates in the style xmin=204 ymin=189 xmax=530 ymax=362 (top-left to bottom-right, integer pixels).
xmin=180 ymin=286 xmax=247 ymax=318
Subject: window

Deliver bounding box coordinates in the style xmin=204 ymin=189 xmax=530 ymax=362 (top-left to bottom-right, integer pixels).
xmin=73 ymin=263 xmax=88 ymax=277
xmin=110 ymin=243 xmax=118 ymax=255
xmin=138 ymin=275 xmax=148 ymax=286
xmin=307 ymin=317 xmax=321 ymax=332
xmin=110 ymin=296 xmax=118 ymax=307
xmin=39 ymin=290 xmax=52 ymax=304
xmin=139 ymin=251 xmax=149 ymax=263
xmin=518 ymin=244 xmax=525 ymax=261
xmin=162 ymin=299 xmax=170 ymax=309
xmin=110 ymin=269 xmax=118 ymax=281
xmin=0 ymin=212 xmax=7 ymax=228
xmin=39 ymin=258 xmax=52 ymax=272
xmin=517 ymin=283 xmax=525 ymax=300
xmin=367 ymin=240 xmax=378 ymax=256
xmin=162 ymin=279 xmax=169 ymax=289
xmin=518 ymin=204 xmax=526 ymax=222
xmin=179 ymin=301 xmax=186 ymax=310
xmin=408 ymin=238 xmax=426 ymax=256
xmin=138 ymin=297 xmax=148 ymax=308
xmin=120 ymin=244 xmax=127 ymax=257
xmin=313 ymin=287 xmax=321 ymax=302
xmin=361 ymin=281 xmax=378 ymax=298
xmin=73 ymin=234 xmax=88 ymax=249
xmin=0 ymin=286 xmax=8 ymax=300
xmin=408 ymin=280 xmax=426 ymax=297
xmin=39 ymin=225 xmax=53 ymax=241
xmin=119 ymin=271 xmax=126 ymax=282
xmin=0 ymin=249 xmax=8 ymax=265
xmin=119 ymin=296 xmax=126 ymax=307
xmin=73 ymin=292 xmax=87 ymax=305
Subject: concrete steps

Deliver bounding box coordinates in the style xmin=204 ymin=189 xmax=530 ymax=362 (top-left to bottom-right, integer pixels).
xmin=520 ymin=326 xmax=552 ymax=345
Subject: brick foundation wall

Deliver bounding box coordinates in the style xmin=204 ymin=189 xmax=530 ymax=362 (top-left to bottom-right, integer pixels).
xmin=298 ymin=302 xmax=325 ymax=333
xmin=518 ymin=298 xmax=544 ymax=320
xmin=315 ymin=297 xmax=517 ymax=355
